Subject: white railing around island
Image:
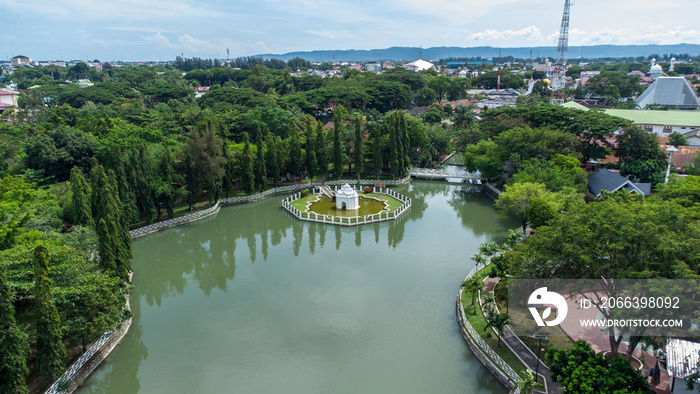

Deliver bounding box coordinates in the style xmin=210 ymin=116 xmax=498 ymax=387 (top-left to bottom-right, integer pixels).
xmin=282 ymin=186 xmax=411 ymax=226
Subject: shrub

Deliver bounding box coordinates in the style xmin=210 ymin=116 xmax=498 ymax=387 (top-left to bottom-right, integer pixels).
xmin=300 ymin=189 xmax=309 ymax=197
xmin=364 ymin=186 xmax=372 ymax=193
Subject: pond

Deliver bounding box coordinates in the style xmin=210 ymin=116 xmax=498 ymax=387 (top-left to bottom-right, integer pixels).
xmin=79 ymin=180 xmax=517 ymax=394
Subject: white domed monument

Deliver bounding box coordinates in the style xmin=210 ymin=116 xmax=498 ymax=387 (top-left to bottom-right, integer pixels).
xmin=336 ymin=184 xmax=359 ymax=210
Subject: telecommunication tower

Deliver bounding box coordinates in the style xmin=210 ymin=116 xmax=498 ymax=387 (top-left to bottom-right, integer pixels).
xmin=555 ymin=0 xmax=571 ymax=66
xmin=551 ymin=0 xmax=572 ymax=92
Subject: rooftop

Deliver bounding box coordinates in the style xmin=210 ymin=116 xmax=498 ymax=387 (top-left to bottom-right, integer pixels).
xmin=561 ymin=101 xmax=700 ymax=127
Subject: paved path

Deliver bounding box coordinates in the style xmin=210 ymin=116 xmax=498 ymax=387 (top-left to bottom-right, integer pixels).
xmin=482 ymin=278 xmax=562 ymax=394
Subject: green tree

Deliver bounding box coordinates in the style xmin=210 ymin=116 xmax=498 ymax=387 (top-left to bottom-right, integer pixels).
xmin=178 ymin=125 xmax=226 ymax=208
xmin=305 ymin=125 xmax=317 ymax=180
xmin=0 ymin=268 xmax=29 ymax=394
xmin=508 ymin=196 xmax=700 ymax=356
xmin=315 ymin=123 xmax=328 ymax=178
xmin=668 ymin=131 xmax=688 ymax=147
xmin=265 ymin=134 xmax=281 ymax=187
xmin=69 ymin=166 xmax=93 ymax=226
xmin=483 ymin=304 xmax=508 ymax=349
xmin=462 ymin=276 xmax=481 ymax=306
xmin=354 ymin=116 xmax=363 ymax=179
xmin=370 ymin=121 xmax=383 ymax=177
xmin=254 ymin=128 xmax=267 ymax=192
xmin=546 ymin=340 xmax=652 ymax=393
xmin=496 ymin=182 xmax=563 ymax=234
xmin=33 ymin=245 xmax=67 ymax=379
xmin=240 ymin=132 xmax=255 ymax=194
xmin=288 ymin=130 xmax=302 ymax=180
xmin=90 ymin=161 xmax=132 ymax=280
xmin=517 ymin=369 xmax=536 ymax=394
xmin=615 ymin=125 xmax=666 ymax=166
xmin=332 ymin=112 xmax=344 ymax=178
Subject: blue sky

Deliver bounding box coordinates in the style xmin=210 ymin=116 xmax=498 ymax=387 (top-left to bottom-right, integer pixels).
xmin=2 ymin=0 xmax=698 ymax=62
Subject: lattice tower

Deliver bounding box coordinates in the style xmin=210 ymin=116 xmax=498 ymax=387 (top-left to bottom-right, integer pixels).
xmin=555 ymin=0 xmax=571 ymax=65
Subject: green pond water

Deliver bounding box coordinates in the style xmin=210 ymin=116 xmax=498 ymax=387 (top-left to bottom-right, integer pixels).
xmin=307 ymin=195 xmax=387 ymax=217
xmin=79 ymin=180 xmax=517 ymax=394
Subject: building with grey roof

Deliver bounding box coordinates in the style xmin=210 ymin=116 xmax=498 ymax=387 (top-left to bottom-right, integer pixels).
xmin=587 ymin=168 xmax=650 ymax=197
xmin=635 ymin=76 xmax=700 ymax=110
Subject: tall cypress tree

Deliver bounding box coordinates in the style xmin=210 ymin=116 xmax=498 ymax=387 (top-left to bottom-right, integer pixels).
xmin=354 ymin=116 xmax=363 ymax=180
xmin=315 ymin=123 xmax=327 ymax=177
xmin=388 ymin=113 xmax=400 ymax=178
xmin=222 ymin=142 xmax=235 ymax=197
xmin=69 ymin=166 xmax=93 ymax=227
xmin=253 ymin=128 xmax=267 ymax=193
xmin=90 ymin=161 xmax=132 ymax=281
xmin=0 ymin=268 xmax=29 ymax=394
xmin=240 ymin=132 xmax=255 ymax=194
xmin=33 ymin=245 xmax=67 ymax=379
xmin=265 ymin=134 xmax=280 ymax=187
xmin=370 ymin=121 xmax=382 ymax=178
xmin=305 ymin=124 xmax=317 ymax=181
xmin=289 ymin=130 xmax=302 ymax=181
xmin=332 ymin=113 xmax=344 ymax=178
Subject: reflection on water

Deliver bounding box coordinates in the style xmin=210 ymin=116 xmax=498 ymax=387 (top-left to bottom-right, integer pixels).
xmin=79 ymin=182 xmax=517 ymax=394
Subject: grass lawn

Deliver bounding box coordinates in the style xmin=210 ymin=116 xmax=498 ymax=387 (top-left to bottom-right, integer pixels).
xmin=461 ymin=267 xmax=547 ymax=391
xmin=289 ymin=192 xmax=405 ymax=212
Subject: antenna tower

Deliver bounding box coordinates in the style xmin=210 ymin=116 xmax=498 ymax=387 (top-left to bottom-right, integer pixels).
xmin=555 ymin=0 xmax=571 ymax=66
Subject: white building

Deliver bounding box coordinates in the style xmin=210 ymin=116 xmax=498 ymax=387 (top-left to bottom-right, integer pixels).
xmin=11 ymin=55 xmax=31 ymax=67
xmin=403 ymin=59 xmax=435 ymax=72
xmin=0 ymin=88 xmax=19 ymax=111
xmin=335 ymin=184 xmax=359 ymax=210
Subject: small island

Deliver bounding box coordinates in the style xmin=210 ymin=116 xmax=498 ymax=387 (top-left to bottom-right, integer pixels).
xmin=283 ymin=184 xmax=410 ymax=225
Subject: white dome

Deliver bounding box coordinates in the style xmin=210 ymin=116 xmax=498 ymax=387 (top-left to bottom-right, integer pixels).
xmin=650 ymin=64 xmax=663 ymax=74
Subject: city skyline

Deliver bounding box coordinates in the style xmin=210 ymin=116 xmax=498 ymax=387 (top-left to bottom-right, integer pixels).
xmin=2 ymin=0 xmax=699 ymax=62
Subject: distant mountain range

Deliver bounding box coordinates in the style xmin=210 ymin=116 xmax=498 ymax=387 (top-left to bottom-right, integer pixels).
xmin=256 ymin=44 xmax=700 ymax=62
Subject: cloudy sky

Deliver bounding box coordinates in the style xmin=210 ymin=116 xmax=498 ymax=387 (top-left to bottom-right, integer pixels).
xmin=2 ymin=0 xmax=698 ymax=62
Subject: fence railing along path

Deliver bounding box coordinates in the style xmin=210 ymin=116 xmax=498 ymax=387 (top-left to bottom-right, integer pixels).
xmin=409 ymin=167 xmax=481 ymax=182
xmin=458 ymin=265 xmax=523 ymax=393
xmin=129 ymin=183 xmax=313 ymax=238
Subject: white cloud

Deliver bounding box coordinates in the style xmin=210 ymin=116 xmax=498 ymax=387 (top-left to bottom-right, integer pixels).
xmin=177 ymin=34 xmax=219 ymax=53
xmin=470 ymin=26 xmax=544 ymax=41
xmin=306 ymin=30 xmax=352 ymax=40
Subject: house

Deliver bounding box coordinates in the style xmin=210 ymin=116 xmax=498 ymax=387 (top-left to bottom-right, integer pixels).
xmin=402 ymin=59 xmax=435 ymax=72
xmin=587 ymin=168 xmax=650 ymax=197
xmin=684 ymin=130 xmax=700 ymax=147
xmin=0 ymin=88 xmax=19 ymax=111
xmin=365 ymin=62 xmax=381 ymax=72
xmin=666 ymin=338 xmax=700 ymax=393
xmin=635 ymin=76 xmax=700 ymax=110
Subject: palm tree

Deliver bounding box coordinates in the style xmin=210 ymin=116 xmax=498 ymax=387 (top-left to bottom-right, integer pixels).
xmin=484 ymin=305 xmax=508 ymax=349
xmin=462 ymin=276 xmax=481 ymax=306
xmin=517 ymin=369 xmax=536 ymax=393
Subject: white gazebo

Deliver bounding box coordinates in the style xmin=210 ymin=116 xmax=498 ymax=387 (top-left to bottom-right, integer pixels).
xmin=335 ymin=184 xmax=359 ymax=210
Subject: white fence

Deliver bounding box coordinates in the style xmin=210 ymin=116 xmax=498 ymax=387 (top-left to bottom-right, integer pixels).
xmin=282 ymin=185 xmax=411 ymax=226
xmin=45 ymin=330 xmax=113 ymax=394
xmin=129 ymin=183 xmax=312 ymax=238
xmin=324 ymin=175 xmax=411 ymax=186
xmin=459 ymin=265 xmax=522 ymax=392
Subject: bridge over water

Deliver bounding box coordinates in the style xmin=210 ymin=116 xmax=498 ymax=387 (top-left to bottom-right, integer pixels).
xmin=408 ymin=167 xmax=482 ymax=183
